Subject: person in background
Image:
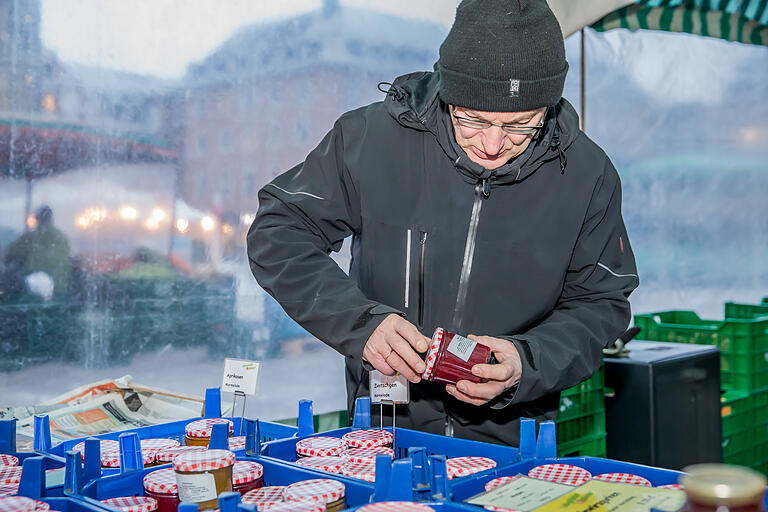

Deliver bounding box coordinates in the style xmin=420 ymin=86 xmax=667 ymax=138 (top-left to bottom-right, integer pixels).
xmin=247 ymin=0 xmax=639 ymax=445
xmin=3 ymin=205 xmax=71 ymax=300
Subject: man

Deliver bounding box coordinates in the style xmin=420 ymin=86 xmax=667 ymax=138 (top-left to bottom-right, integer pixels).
xmin=3 ymin=205 xmax=71 ymax=299
xmin=248 ymin=0 xmax=638 ymax=445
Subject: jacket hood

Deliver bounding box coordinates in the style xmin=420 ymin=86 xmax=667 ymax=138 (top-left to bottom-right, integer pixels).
xmin=383 ymin=70 xmax=581 ymax=188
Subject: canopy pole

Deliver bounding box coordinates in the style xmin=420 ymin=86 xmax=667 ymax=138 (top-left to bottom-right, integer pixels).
xmin=580 ymin=28 xmax=586 ymax=132
xmin=24 ymin=178 xmax=32 ymax=232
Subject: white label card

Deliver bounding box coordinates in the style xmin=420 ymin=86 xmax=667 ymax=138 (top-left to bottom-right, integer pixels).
xmin=222 ymin=358 xmax=260 ymax=396
xmin=370 ymin=370 xmax=410 ymax=404
xmin=176 ymin=472 xmax=217 ymax=502
xmin=446 ymin=334 xmax=476 ymax=362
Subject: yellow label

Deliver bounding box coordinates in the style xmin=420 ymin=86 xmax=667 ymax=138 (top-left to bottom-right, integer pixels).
xmin=532 ymin=479 xmax=686 ymax=512
xmin=721 ymin=406 xmax=732 ymax=417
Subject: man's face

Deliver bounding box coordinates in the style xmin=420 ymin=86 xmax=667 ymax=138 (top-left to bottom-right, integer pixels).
xmin=450 ymin=106 xmax=547 ymax=170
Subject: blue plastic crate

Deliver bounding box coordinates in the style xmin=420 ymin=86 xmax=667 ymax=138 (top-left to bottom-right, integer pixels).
xmin=0 ymin=420 xmax=67 ymax=496
xmin=70 ymin=454 xmax=374 ymax=510
xmin=259 ymin=398 xmax=520 ymax=492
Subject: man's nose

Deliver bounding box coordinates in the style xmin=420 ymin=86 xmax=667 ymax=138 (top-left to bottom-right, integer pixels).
xmin=481 ymin=126 xmax=506 ymax=155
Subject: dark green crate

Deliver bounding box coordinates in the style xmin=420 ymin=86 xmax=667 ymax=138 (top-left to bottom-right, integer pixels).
xmin=721 ymin=390 xmax=753 ymax=436
xmin=753 ymin=390 xmax=768 ymax=425
xmin=725 ymin=302 xmax=768 ymax=320
xmin=556 ymin=409 xmax=605 ymax=443
xmin=722 ymin=370 xmax=768 ymax=392
xmin=754 ymin=421 xmax=768 ymax=445
xmin=557 ymin=434 xmax=607 ymax=458
xmin=559 ymin=388 xmax=605 ymax=422
xmin=753 ymin=460 xmax=768 ymax=476
xmin=722 ymin=428 xmax=753 ymax=458
xmin=562 ymin=368 xmax=604 ymax=396
xmin=724 ymin=449 xmax=756 ymax=467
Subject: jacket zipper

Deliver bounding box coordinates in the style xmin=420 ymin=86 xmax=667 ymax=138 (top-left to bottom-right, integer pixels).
xmin=450 ymin=182 xmax=485 ymax=331
xmin=404 ymin=229 xmax=412 ymax=309
xmin=418 ymin=231 xmax=427 ymax=328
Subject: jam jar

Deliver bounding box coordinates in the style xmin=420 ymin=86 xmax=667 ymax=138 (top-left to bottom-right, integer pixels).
xmin=172 ymin=449 xmax=235 ymax=511
xmin=422 ymin=328 xmax=493 ymax=385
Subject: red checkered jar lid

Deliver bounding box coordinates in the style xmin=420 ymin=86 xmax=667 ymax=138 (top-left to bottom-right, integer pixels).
xmin=72 ymin=439 xmax=120 ymax=457
xmin=485 ymin=476 xmax=517 ymax=492
xmin=0 ymin=468 xmax=22 ymax=485
xmin=593 ymin=473 xmax=651 ymax=487
xmin=0 ymin=497 xmax=49 ymax=512
xmin=422 ymin=328 xmax=445 ymax=380
xmin=341 ymin=447 xmax=394 ymax=463
xmin=528 ymin=464 xmax=592 ymax=486
xmin=100 ymin=496 xmax=158 ymax=512
xmin=261 ymin=502 xmax=324 ymax=512
xmin=143 ymin=468 xmax=179 ymax=494
xmin=228 ymin=437 xmax=246 ymax=451
xmin=140 ymin=439 xmax=179 ymax=451
xmin=0 ymin=485 xmax=17 ymax=497
xmin=100 ymin=448 xmax=156 ymax=468
xmin=445 ymin=457 xmax=497 ymax=479
xmin=657 ymin=484 xmax=683 ymax=490
xmin=154 ymin=446 xmax=207 ymax=463
xmin=241 ymin=486 xmax=286 ymax=507
xmin=341 ymin=461 xmax=376 ymax=482
xmin=0 ymin=457 xmax=18 ymax=468
xmin=184 ymin=418 xmax=234 ymax=438
xmin=232 ymin=461 xmax=264 ymax=485
xmin=341 ymin=430 xmax=393 ymax=449
xmin=294 ymin=456 xmax=344 ymax=473
xmin=295 ymin=437 xmax=346 ymax=457
xmin=357 ymin=503 xmax=436 ymax=512
xmin=284 ymin=479 xmax=345 ymax=503
xmin=173 ymin=449 xmax=235 ymax=472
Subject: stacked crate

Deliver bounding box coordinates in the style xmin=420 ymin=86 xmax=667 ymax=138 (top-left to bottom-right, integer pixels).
xmin=634 ymin=301 xmax=768 ymax=474
xmin=556 ymin=367 xmax=606 ymax=457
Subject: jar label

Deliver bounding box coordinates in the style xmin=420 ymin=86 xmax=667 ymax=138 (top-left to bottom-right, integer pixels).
xmin=176 ymin=473 xmax=217 ymax=502
xmin=447 ymin=334 xmax=476 ymax=362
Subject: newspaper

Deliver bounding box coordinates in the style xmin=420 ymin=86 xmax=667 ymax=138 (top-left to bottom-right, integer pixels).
xmin=0 ymin=375 xmax=216 ymax=451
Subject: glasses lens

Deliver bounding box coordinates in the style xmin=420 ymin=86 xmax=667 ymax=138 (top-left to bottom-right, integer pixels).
xmin=457 ymin=117 xmax=491 ymax=130
xmin=501 ymin=126 xmax=537 ymax=135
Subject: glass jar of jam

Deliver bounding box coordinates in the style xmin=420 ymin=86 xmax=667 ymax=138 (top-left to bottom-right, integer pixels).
xmin=681 ymin=463 xmax=767 ymax=512
xmin=100 ymin=496 xmax=158 ymax=512
xmin=241 ymin=485 xmax=286 ymax=510
xmin=357 ymin=503 xmax=436 ymax=512
xmin=284 ymin=479 xmax=346 ymax=512
xmin=422 ymin=328 xmax=493 ymax=386
xmin=142 ymin=468 xmax=180 ymax=512
xmin=232 ymin=461 xmax=264 ymax=494
xmin=172 ymin=449 xmax=235 ymax=511
xmin=184 ymin=419 xmax=233 ymax=447
xmin=295 ymin=437 xmax=346 ymax=459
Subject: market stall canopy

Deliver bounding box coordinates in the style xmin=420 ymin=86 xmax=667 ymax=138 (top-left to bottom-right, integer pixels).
xmin=549 ymin=0 xmax=768 ymax=46
xmin=0 ymin=116 xmax=178 ymax=180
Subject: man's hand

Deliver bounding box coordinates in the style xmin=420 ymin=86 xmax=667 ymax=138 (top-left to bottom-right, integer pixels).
xmin=363 ymin=314 xmax=430 ymax=384
xmin=445 ymin=335 xmax=523 ymax=406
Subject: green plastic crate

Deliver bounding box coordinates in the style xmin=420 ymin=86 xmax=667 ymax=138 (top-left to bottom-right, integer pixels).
xmin=725 ymin=302 xmax=768 ymax=320
xmin=722 ymin=428 xmax=753 ymax=458
xmin=557 ymin=368 xmax=605 ymax=443
xmin=721 ymin=390 xmax=753 ymax=436
xmin=556 ymin=409 xmax=606 ymax=444
xmin=724 ymin=448 xmax=758 ymax=467
xmin=634 ymin=311 xmax=768 ymax=391
xmin=754 ymin=390 xmax=768 ymax=425
xmin=557 ymin=434 xmax=607 ymax=458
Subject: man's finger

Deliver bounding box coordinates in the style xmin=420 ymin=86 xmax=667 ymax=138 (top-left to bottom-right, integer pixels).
xmin=393 ymin=317 xmax=430 ymax=352
xmin=384 ymin=351 xmax=421 ymax=384
xmin=446 ymin=384 xmax=489 ymax=406
xmin=386 ymin=332 xmax=427 ymax=375
xmin=468 ymin=334 xmax=513 ymax=353
xmin=362 ymin=345 xmax=397 ymax=376
xmin=455 ymin=379 xmax=505 ymax=401
xmin=471 ymin=362 xmax=513 ymax=382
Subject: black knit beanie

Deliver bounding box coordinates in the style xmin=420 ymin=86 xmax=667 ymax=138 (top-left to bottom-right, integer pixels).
xmin=438 ymin=0 xmax=568 ymax=112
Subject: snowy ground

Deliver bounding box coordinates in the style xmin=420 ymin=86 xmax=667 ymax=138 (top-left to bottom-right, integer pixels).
xmin=0 ymin=343 xmax=348 ymax=421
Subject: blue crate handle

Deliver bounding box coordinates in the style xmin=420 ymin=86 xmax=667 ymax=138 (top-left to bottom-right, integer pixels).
xmin=34 ymin=415 xmax=52 ymax=453
xmin=204 ymin=387 xmax=222 ymax=418
xmin=237 ymin=504 xmax=258 ymax=512
xmin=428 ymin=454 xmax=449 ymax=501
xmin=64 ymin=450 xmax=84 ymax=494
xmin=118 ymin=433 xmax=144 ymax=473
xmin=217 ymin=491 xmax=241 ymax=512
xmin=83 ymin=438 xmax=103 ymax=483
xmin=297 ymin=399 xmax=314 ymax=437
xmin=519 ymin=417 xmax=537 ymax=459
xmin=536 ymin=421 xmax=557 ymax=459
xmin=390 ymin=458 xmax=417 ymax=501
xmin=17 ymin=455 xmax=64 ymax=499
xmin=373 ymin=454 xmax=393 ymax=501
xmin=208 ymin=422 xmax=230 ymax=450
xmin=352 ymin=397 xmax=371 ymax=428
xmin=178 ymin=503 xmax=199 ymax=512
xmin=407 ymin=446 xmax=430 ymax=500
xmin=0 ymin=418 xmax=16 ymax=453
xmin=243 ymin=418 xmax=262 ymax=454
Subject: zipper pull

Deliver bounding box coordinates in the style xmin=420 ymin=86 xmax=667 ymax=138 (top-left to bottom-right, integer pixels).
xmin=420 ymin=232 xmax=427 ymax=245
xmin=481 ymin=178 xmax=491 ymax=198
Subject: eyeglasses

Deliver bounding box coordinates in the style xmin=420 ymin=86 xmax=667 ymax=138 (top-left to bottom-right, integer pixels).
xmin=451 ymin=106 xmax=546 ymax=135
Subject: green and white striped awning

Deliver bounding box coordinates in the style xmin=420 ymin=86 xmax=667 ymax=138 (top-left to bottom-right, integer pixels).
xmin=591 ymin=0 xmax=768 ymax=46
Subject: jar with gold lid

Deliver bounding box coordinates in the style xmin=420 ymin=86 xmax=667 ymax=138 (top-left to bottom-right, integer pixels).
xmin=681 ymin=463 xmax=767 ymax=512
xmin=172 ymin=449 xmax=235 ymax=511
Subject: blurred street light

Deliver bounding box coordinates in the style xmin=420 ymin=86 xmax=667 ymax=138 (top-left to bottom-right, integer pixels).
xmin=222 ymin=223 xmax=233 ymax=234
xmin=176 ymin=218 xmax=189 ymax=233
xmin=201 ymin=216 xmax=216 ymax=232
xmin=26 ymin=215 xmax=37 ymax=229
xmin=120 ymin=206 xmax=138 ymax=221
xmin=151 ymin=207 xmax=167 ymax=221
xmin=144 ymin=217 xmax=160 ymax=230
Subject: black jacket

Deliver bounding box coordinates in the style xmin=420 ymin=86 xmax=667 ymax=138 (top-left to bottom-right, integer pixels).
xmin=247 ymin=71 xmax=638 ymax=446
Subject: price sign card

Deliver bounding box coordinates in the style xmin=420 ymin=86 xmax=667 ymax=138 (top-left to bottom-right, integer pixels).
xmin=222 ymin=358 xmax=260 ymax=395
xmin=466 ymin=475 xmax=572 ymax=511
xmin=532 ymin=479 xmax=686 ymax=512
xmin=370 ymin=370 xmax=410 ymax=404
